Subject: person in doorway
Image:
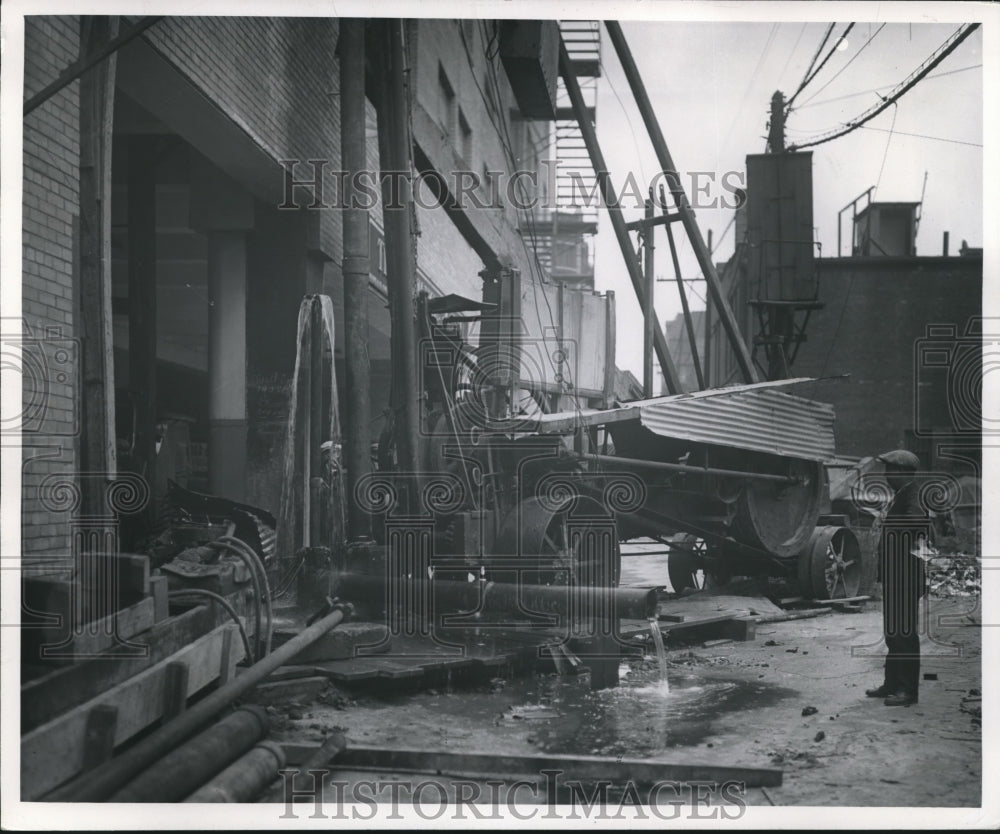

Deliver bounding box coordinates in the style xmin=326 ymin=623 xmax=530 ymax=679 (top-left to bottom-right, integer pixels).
xmin=865 ymin=449 xmax=929 ymax=706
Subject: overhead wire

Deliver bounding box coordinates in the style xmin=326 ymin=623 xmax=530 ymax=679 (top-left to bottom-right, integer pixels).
xmin=787 ymin=23 xmax=981 ymax=151
xmin=785 ymin=22 xmax=855 ymax=111
xmin=796 ymin=63 xmax=982 ymax=109
xmin=785 ymin=23 xmax=835 ymax=108
xmin=857 ymin=124 xmax=982 ymax=148
xmin=796 ymin=23 xmax=887 ymax=108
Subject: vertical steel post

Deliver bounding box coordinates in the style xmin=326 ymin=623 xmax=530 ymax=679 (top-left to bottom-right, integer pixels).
xmin=605 ymin=21 xmax=758 ymax=384
xmin=558 ymin=41 xmax=683 ymax=394
xmin=378 ymin=19 xmax=422 ymax=503
xmin=340 ymin=19 xmax=373 ymax=540
xmin=643 ymin=198 xmax=655 ymax=397
xmin=663 ymin=212 xmax=705 ymax=390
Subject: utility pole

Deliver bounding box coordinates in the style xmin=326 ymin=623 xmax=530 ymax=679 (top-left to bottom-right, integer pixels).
xmin=768 ymin=91 xmax=785 ymax=153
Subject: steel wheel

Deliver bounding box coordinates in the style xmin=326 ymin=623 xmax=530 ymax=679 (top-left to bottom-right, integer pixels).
xmin=798 ymin=525 xmax=862 ymax=600
xmin=493 ymin=496 xmax=620 ymax=586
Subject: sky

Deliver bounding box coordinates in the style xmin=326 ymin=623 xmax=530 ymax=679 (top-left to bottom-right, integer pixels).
xmin=589 ymin=15 xmax=985 ymax=379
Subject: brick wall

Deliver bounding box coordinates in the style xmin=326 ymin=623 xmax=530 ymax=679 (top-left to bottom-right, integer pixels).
xmin=142 ymin=16 xmax=343 ymax=260
xmin=795 ymin=257 xmax=982 ymax=461
xmin=21 ymin=16 xmax=81 ymax=563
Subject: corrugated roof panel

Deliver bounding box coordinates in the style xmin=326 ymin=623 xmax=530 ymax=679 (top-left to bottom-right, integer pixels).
xmin=638 ymin=389 xmax=836 ymax=461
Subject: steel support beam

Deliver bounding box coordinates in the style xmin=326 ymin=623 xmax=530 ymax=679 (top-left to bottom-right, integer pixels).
xmin=340 ymin=19 xmax=372 ymax=540
xmin=605 ymin=21 xmax=759 ymax=385
xmin=558 ymin=40 xmax=683 ymax=395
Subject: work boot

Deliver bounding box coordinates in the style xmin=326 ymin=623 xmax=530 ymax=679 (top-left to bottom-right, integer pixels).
xmin=865 ymin=684 xmax=890 ymax=698
xmin=883 ymin=691 xmax=918 ymax=707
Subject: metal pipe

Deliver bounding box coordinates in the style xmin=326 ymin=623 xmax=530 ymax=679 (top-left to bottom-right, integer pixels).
xmin=168 ymin=590 xmax=254 ymax=665
xmin=643 ymin=198 xmax=655 ymax=398
xmin=340 ymin=19 xmax=373 ymax=540
xmin=604 ymin=21 xmax=758 ymax=385
xmin=378 ymin=19 xmax=422 ymax=496
xmin=207 ymin=537 xmax=262 ymax=659
xmin=558 ymin=40 xmax=683 ymax=394
xmin=111 ymin=706 xmax=269 ymax=802
xmin=184 ymin=741 xmax=287 ymax=803
xmin=662 ymin=197 xmax=705 ymax=389
xmin=580 ymin=452 xmax=801 ymax=484
xmin=335 ymin=573 xmax=659 ymax=622
xmin=45 ymin=604 xmax=352 ymax=801
xmin=308 ymin=299 xmax=324 ymax=545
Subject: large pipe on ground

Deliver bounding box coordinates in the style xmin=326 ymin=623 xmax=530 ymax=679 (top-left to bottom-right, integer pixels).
xmin=184 ymin=741 xmax=287 ymax=803
xmin=340 ymin=19 xmax=373 ymax=541
xmin=45 ymin=604 xmax=352 ymax=801
xmin=112 ymin=706 xmax=269 ymax=802
xmin=335 ymin=573 xmax=659 ymax=622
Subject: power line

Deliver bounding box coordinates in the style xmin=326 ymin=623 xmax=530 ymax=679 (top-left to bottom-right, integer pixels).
xmin=777 ymin=22 xmax=808 ymax=80
xmin=785 ymin=23 xmax=834 ymax=108
xmin=785 ymin=23 xmax=854 ymax=111
xmin=874 ymin=103 xmax=898 ymax=192
xmin=858 ymin=124 xmax=982 ymax=148
xmin=721 ymin=22 xmax=780 ymax=153
xmin=796 ymin=63 xmax=982 ymax=109
xmin=796 ymin=23 xmax=886 ymax=108
xmin=787 ymin=24 xmax=981 ymax=152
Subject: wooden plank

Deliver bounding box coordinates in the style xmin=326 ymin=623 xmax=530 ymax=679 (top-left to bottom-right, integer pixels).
xmin=81 ymin=705 xmax=117 ymax=769
xmin=150 ymin=575 xmax=170 ymax=622
xmin=79 ymin=553 xmax=150 ymax=602
xmin=162 ymin=662 xmax=189 ymax=720
xmin=280 ymin=743 xmax=783 ymax=788
xmin=754 ymin=607 xmax=832 ymax=625
xmin=813 ymin=595 xmax=870 ymax=605
xmin=21 ymin=603 xmax=219 ymax=733
xmin=21 ymin=623 xmax=243 ymax=800
xmin=24 ymin=596 xmax=156 ymax=667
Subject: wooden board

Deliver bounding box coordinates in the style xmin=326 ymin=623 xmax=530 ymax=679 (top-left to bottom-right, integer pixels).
xmin=280 ymin=743 xmax=783 ymax=788
xmin=21 ymin=623 xmax=244 ymax=800
xmin=22 ymin=596 xmax=156 ymax=668
xmin=20 ymin=603 xmax=220 ymax=733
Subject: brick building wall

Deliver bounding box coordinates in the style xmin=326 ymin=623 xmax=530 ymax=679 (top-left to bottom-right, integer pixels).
xmin=21 ymin=16 xmax=81 ymax=563
xmin=792 ymin=256 xmax=982 ymax=462
xmin=700 ymin=255 xmax=982 ymax=463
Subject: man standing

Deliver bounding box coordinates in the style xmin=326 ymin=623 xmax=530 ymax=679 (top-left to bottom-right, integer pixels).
xmin=865 ymin=449 xmax=930 ymax=706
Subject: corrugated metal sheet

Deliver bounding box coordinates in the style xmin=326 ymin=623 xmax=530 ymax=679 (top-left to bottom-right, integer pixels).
xmin=638 ymin=387 xmax=836 ymax=461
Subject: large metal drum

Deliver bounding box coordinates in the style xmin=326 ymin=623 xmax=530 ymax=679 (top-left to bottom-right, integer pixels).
xmin=733 ymin=458 xmax=825 ymax=558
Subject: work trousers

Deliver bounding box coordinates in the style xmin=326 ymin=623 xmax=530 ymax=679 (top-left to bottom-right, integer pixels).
xmin=881 ymin=551 xmax=925 ymax=696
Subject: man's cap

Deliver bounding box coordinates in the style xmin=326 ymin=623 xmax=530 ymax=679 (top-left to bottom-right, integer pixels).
xmin=876 ymin=449 xmax=921 ymax=470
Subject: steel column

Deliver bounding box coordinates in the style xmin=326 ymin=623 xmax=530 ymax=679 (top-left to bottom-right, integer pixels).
xmin=558 ymin=40 xmax=683 ymax=394
xmin=340 ymin=19 xmax=373 ymax=540
xmin=378 ymin=19 xmax=422 ymax=495
xmin=605 ymin=21 xmax=759 ymax=385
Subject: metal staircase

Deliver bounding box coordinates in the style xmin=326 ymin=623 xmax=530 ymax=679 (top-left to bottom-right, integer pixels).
xmin=528 ymin=21 xmax=601 ymax=286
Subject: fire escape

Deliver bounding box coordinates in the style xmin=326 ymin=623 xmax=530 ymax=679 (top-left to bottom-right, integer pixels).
xmin=531 ymin=20 xmax=601 ymax=288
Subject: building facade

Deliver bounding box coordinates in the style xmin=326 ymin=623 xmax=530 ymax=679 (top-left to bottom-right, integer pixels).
xmin=20 ymin=17 xmax=603 ymax=564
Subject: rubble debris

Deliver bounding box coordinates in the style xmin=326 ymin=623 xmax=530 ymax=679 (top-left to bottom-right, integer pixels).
xmin=926 ymin=553 xmax=981 ymax=597
xmin=802 ymin=706 xmax=818 ymax=716
xmin=814 ymin=731 xmax=826 ymax=742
